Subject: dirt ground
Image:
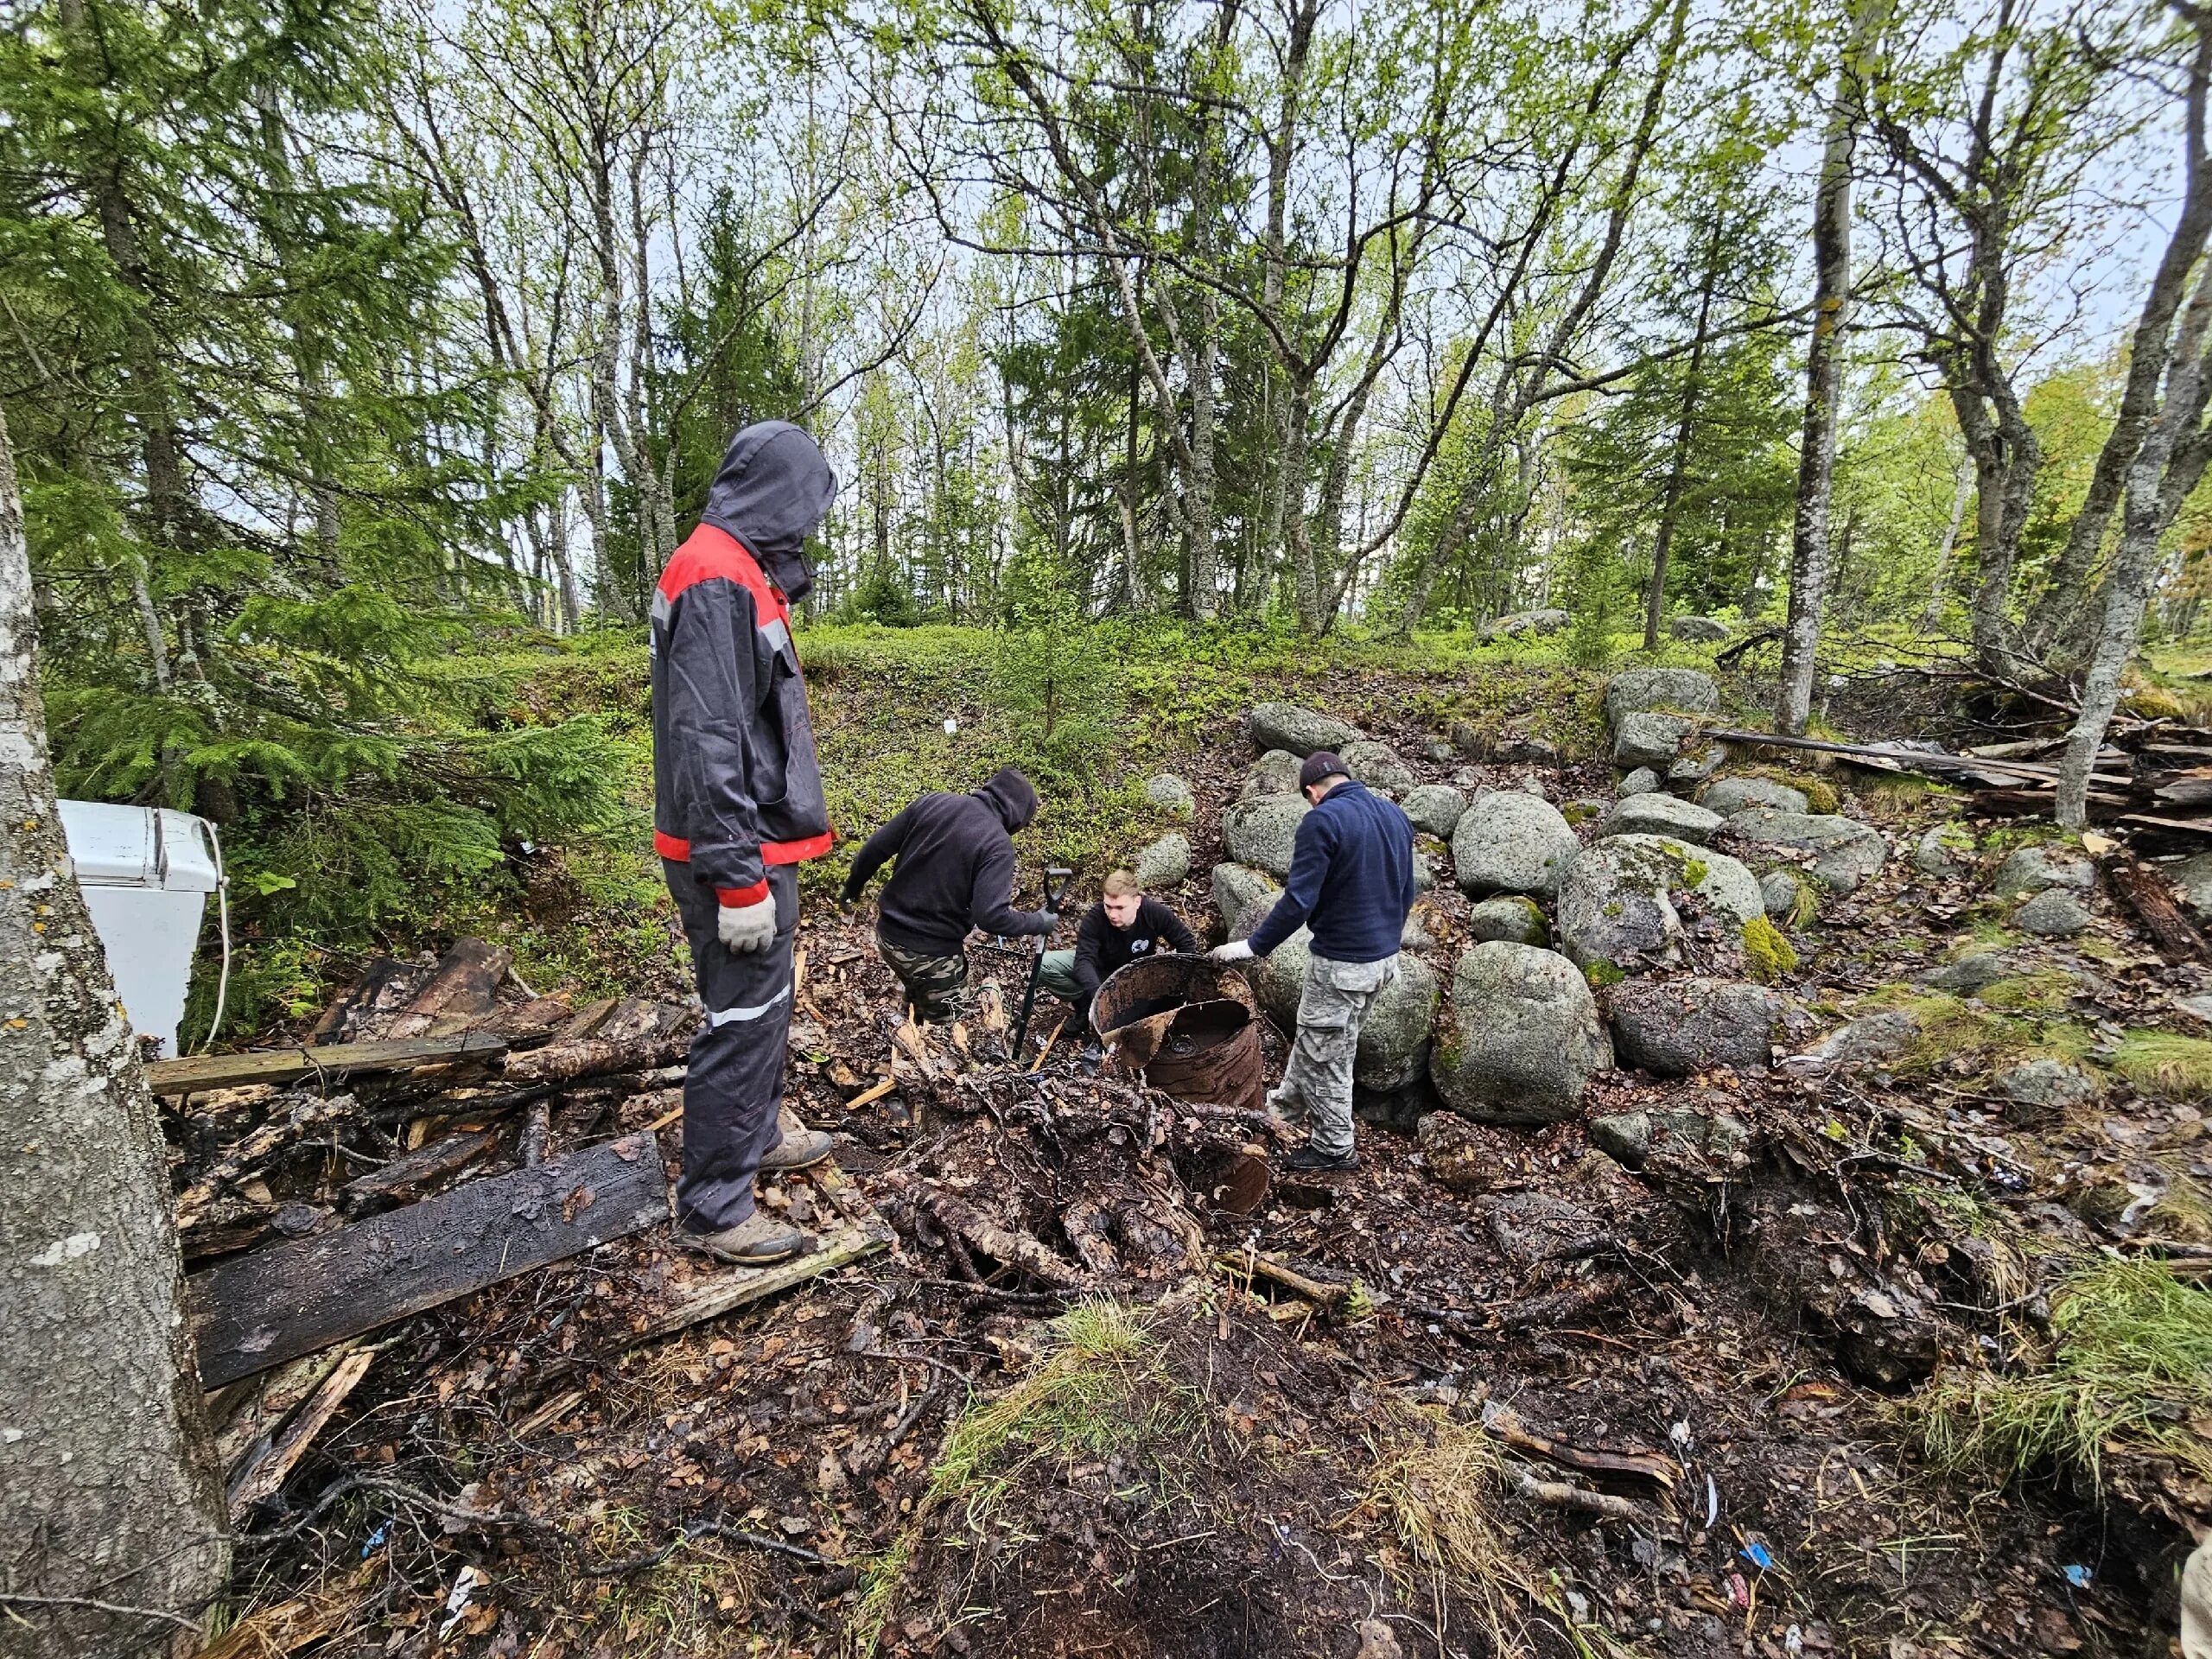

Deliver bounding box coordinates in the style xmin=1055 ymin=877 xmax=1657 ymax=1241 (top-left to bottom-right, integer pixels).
xmin=200 ymin=671 xmax=2211 ymax=1659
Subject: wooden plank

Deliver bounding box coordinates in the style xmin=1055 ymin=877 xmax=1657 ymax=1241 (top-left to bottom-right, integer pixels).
xmin=626 ymin=1165 xmax=893 ymax=1344
xmin=146 ymin=1032 xmax=509 ymax=1096
xmin=500 ymin=1029 xmax=691 ymax=1087
xmin=226 ymin=1346 xmax=375 ymax=1519
xmin=2107 ymin=849 xmax=2212 ymax=964
xmin=189 ymin=1132 xmax=668 ymax=1388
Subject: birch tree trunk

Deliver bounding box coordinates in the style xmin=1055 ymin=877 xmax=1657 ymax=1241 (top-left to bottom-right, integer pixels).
xmin=0 ymin=410 xmax=229 ymax=1654
xmin=1777 ymin=1 xmax=1882 ymax=734
xmin=1923 ymin=458 xmax=1974 ymax=626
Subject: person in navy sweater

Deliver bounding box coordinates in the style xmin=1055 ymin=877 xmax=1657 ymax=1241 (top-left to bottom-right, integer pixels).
xmin=1209 ymin=750 xmax=1415 ymax=1170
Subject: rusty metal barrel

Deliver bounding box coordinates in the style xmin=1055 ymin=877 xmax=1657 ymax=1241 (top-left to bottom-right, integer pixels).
xmin=1091 ymin=955 xmax=1266 ymax=1112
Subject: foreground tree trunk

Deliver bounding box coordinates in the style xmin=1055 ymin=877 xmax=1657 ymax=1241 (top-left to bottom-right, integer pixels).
xmin=0 ymin=409 xmax=228 ymax=1651
xmin=1777 ymin=4 xmax=1881 ymax=734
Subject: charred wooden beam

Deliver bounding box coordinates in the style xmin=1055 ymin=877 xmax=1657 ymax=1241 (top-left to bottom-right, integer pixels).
xmin=189 ymin=1132 xmax=669 ymax=1388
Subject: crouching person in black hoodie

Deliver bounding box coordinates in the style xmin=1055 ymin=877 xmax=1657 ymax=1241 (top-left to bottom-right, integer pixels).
xmin=842 ymin=768 xmax=1059 ymax=1023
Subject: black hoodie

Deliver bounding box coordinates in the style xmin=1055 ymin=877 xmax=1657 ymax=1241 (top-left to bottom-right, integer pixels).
xmin=651 ymin=423 xmax=839 ymax=902
xmin=699 ymin=421 xmax=836 ymax=603
xmin=842 ymin=768 xmax=1058 ymax=957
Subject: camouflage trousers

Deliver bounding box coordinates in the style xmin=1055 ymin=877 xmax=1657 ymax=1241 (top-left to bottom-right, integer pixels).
xmin=878 ymin=935 xmax=970 ymax=1025
xmin=1270 ymin=952 xmax=1398 ymax=1159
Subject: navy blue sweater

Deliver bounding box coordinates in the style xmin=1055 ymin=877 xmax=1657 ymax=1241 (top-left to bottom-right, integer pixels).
xmin=1247 ymin=781 xmax=1415 ymax=963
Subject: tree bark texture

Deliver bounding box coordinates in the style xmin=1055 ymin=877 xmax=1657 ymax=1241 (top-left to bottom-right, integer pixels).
xmin=1777 ymin=3 xmax=1881 ymax=734
xmin=0 ymin=410 xmax=230 ymax=1651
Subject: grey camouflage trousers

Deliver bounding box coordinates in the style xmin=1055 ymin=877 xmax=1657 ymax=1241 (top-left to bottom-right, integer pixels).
xmin=1270 ymin=952 xmax=1399 ymax=1158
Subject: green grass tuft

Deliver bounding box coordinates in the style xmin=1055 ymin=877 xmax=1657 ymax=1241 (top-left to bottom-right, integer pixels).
xmin=1911 ymin=1258 xmax=2212 ymax=1489
xmin=2115 ymin=1031 xmax=2212 ymax=1100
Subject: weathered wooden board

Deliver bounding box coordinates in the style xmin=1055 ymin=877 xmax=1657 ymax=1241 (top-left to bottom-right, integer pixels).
xmin=626 ymin=1164 xmax=893 ymax=1344
xmin=189 ymin=1132 xmax=668 ymax=1388
xmin=146 ymin=1032 xmax=510 ymax=1096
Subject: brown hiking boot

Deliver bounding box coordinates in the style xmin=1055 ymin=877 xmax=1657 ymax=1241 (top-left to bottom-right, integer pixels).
xmin=760 ymin=1124 xmax=835 ymax=1173
xmin=679 ymin=1212 xmax=816 ymax=1266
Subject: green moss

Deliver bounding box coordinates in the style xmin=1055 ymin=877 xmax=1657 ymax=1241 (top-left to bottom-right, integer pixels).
xmin=1560 ymin=801 xmax=1600 ymax=827
xmin=1977 ymin=972 xmax=2077 ymax=1014
xmin=1741 ymin=915 xmax=1798 ymax=983
xmin=1583 ymin=960 xmax=1625 ymax=989
xmin=1680 ymin=857 xmax=1708 ymax=887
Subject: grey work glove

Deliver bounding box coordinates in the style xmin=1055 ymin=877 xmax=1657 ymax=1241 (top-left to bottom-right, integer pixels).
xmin=1208 ymin=939 xmax=1255 ymax=964
xmin=718 ymin=891 xmax=778 ymax=953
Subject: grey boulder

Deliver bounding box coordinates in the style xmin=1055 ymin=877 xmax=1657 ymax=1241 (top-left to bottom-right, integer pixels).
xmin=1343 ymin=740 xmax=1416 ymax=793
xmin=1914 ymin=822 xmax=1975 ymax=876
xmin=1482 ymin=607 xmax=1570 ymax=642
xmin=1430 ymin=943 xmax=1613 ymax=1122
xmin=1728 ymin=808 xmax=1888 ymax=893
xmin=1611 ymin=710 xmax=1695 ymax=770
xmin=1495 ymin=736 xmax=1560 ymax=766
xmin=1993 ymin=845 xmax=2094 ymax=899
xmin=1617 ymin=767 xmax=1662 ymax=798
xmin=1143 ymin=773 xmax=1196 ymax=819
xmin=1701 ymin=775 xmax=1809 ymax=816
xmin=1554 ymin=834 xmax=1764 ymax=971
xmin=2168 ymin=852 xmax=2212 ymax=919
xmin=1760 ymin=870 xmax=1806 ymax=918
xmin=1669 ymin=745 xmax=1726 ymax=787
xmin=1249 ymin=702 xmax=1361 ymax=757
xmin=1604 ymin=667 xmax=1719 ymax=728
xmin=1243 ymin=748 xmax=1305 ymax=798
xmin=1402 ymin=784 xmax=1469 ymax=839
xmin=1596 ymin=794 xmax=1724 ymax=844
xmin=1590 ymin=1106 xmax=1751 ymax=1173
xmin=1222 ymin=792 xmax=1308 ymax=878
xmin=1667 ymin=615 xmax=1732 ymax=642
xmin=2016 ymin=887 xmax=2092 ymax=937
xmin=1993 ymin=1057 xmax=2099 ymax=1123
xmin=1779 ymin=1010 xmax=1921 ymax=1076
xmin=1134 ymin=832 xmax=1192 ymax=888
xmin=1250 ymin=936 xmax=1438 ymax=1093
xmin=1606 ymin=977 xmax=1781 ymax=1077
xmin=1211 ymin=862 xmax=1281 ymax=940
xmin=1451 ymin=791 xmax=1580 ymax=899
xmin=1465 ymin=894 xmax=1548 ymax=945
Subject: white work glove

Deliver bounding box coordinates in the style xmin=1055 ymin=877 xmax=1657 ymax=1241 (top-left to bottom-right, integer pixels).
xmin=718 ymin=892 xmax=778 ymax=953
xmin=1208 ymin=939 xmax=1255 ymax=964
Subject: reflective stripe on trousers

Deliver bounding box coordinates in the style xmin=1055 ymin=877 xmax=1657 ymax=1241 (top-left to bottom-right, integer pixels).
xmin=662 ymin=857 xmax=799 ymax=1231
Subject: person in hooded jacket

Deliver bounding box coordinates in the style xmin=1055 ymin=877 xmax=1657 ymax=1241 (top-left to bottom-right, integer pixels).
xmin=841 ymin=768 xmax=1059 ymax=1023
xmin=653 ymin=421 xmax=841 ymax=1267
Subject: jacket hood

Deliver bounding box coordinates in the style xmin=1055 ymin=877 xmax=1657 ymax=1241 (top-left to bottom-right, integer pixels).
xmin=974 ymin=767 xmax=1039 ymax=833
xmin=698 ymin=421 xmax=838 ymax=604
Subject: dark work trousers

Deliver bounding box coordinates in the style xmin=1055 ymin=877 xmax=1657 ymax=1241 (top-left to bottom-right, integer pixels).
xmin=664 ymin=858 xmax=800 ymax=1233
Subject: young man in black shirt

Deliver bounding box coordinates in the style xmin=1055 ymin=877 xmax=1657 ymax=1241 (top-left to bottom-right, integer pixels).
xmin=1039 ymin=868 xmax=1198 ymax=1034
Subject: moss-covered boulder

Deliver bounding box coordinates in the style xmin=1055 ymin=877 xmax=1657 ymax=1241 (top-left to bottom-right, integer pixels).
xmin=1429 ymin=943 xmax=1612 ymax=1122
xmin=1554 ymin=834 xmax=1763 ymax=972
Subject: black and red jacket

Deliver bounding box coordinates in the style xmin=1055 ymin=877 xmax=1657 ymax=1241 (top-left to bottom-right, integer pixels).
xmin=652 ymin=423 xmax=837 ymax=905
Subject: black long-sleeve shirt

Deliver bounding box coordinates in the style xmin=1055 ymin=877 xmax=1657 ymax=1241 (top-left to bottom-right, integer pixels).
xmin=842 ymin=770 xmax=1056 ymax=957
xmin=1072 ymin=897 xmax=1198 ymax=998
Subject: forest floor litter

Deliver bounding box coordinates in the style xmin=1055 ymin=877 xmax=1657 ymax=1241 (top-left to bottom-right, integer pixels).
xmin=171 ymin=666 xmax=2212 ymax=1659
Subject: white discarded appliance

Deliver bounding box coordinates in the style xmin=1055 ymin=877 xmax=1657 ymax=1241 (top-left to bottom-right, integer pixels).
xmin=56 ymin=800 xmax=225 ymax=1058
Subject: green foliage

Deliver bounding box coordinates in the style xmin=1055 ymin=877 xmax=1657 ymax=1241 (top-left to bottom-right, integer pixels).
xmin=988 ymin=554 xmax=1127 ymax=790
xmin=1740 ymin=915 xmax=1797 ymax=982
xmin=1911 ymin=1258 xmax=2212 ymax=1489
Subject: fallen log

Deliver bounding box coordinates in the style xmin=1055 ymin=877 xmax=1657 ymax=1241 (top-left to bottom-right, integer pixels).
xmin=189 ymin=1132 xmax=669 ymax=1388
xmin=1697 ymin=727 xmax=2132 ymax=789
xmin=337 ymin=1128 xmax=501 ymax=1215
xmin=500 ymin=1029 xmax=692 ymax=1088
xmin=2106 ymin=850 xmax=2211 ymax=964
xmin=307 ymin=957 xmax=416 ymax=1045
xmin=146 ymin=1033 xmax=509 ymax=1097
xmin=1499 ymin=1274 xmax=1628 ymax=1332
xmin=1215 ymin=1249 xmax=1370 ymax=1313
